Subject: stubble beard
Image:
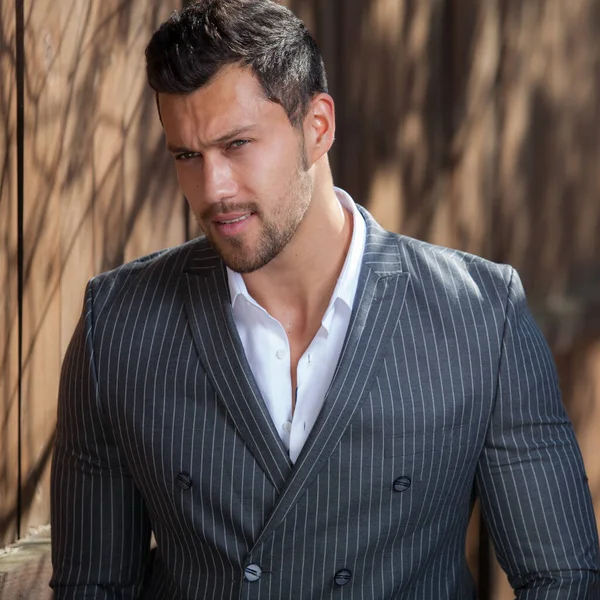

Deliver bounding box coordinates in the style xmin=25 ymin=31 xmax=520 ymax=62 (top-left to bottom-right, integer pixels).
xmin=199 ymin=150 xmax=314 ymax=274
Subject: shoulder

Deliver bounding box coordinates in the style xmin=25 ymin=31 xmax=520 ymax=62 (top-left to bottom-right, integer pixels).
xmin=383 ymin=233 xmax=520 ymax=346
xmin=358 ymin=204 xmax=517 ymax=313
xmin=359 ymin=204 xmax=514 ymax=302
xmin=366 ymin=224 xmax=517 ymax=318
xmin=86 ymin=237 xmax=213 ymax=318
xmin=396 ymin=234 xmax=513 ymax=289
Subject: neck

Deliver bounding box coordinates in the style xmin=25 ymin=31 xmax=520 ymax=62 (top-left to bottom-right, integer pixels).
xmin=241 ymin=172 xmax=353 ymax=323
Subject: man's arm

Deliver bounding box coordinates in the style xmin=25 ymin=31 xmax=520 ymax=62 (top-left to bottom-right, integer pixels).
xmin=50 ymin=279 xmax=151 ymax=599
xmin=475 ymin=267 xmax=600 ymax=598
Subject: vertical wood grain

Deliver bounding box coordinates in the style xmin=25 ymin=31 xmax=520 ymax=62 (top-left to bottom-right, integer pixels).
xmin=19 ymin=0 xmax=184 ymax=535
xmin=20 ymin=0 xmax=65 ymax=536
xmin=446 ymin=0 xmax=499 ymax=257
xmin=0 ymin=0 xmax=19 ymax=547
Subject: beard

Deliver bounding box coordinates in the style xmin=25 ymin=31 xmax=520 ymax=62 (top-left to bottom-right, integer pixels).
xmin=196 ymin=145 xmax=314 ymax=274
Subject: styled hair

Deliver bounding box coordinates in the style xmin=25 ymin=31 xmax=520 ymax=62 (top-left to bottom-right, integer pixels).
xmin=145 ymin=0 xmax=328 ymax=127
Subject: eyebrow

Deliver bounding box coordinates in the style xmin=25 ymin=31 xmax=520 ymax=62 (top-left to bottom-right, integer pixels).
xmin=167 ymin=125 xmax=257 ymax=154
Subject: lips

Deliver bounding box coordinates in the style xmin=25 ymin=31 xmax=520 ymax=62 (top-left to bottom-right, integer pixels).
xmin=215 ymin=214 xmax=252 ymax=225
xmin=211 ymin=212 xmax=256 ymax=237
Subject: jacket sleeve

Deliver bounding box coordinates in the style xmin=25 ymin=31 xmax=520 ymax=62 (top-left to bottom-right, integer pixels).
xmin=475 ymin=267 xmax=600 ymax=598
xmin=50 ymin=279 xmax=151 ymax=599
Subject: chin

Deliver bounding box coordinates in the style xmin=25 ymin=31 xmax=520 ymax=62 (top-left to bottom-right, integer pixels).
xmin=223 ymin=254 xmax=263 ymax=274
xmin=223 ymin=248 xmax=277 ymax=274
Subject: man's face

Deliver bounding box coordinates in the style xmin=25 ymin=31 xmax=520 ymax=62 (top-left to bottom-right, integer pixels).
xmin=159 ymin=65 xmax=314 ymax=273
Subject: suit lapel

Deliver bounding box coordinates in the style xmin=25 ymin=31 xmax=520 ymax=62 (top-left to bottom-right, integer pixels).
xmin=180 ymin=240 xmax=292 ymax=493
xmin=250 ymin=207 xmax=410 ymax=551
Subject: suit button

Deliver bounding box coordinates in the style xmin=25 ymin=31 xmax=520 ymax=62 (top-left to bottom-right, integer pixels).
xmin=176 ymin=472 xmax=192 ymax=490
xmin=393 ymin=476 xmax=411 ymax=492
xmin=244 ymin=564 xmax=262 ymax=582
xmin=334 ymin=569 xmax=352 ymax=586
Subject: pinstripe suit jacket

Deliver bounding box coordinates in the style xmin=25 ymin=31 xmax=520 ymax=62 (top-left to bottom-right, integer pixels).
xmin=50 ymin=206 xmax=600 ymax=599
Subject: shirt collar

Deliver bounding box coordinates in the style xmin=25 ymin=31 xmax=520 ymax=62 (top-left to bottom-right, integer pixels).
xmin=330 ymin=186 xmax=366 ymax=312
xmin=227 ymin=186 xmax=366 ymax=317
xmin=227 ymin=257 xmax=250 ymax=309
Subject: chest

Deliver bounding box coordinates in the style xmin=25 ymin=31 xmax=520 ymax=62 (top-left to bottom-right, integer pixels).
xmin=235 ymin=298 xmax=351 ymax=411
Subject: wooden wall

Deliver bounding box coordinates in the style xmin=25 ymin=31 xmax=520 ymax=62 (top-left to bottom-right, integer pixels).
xmin=1 ymin=0 xmax=599 ymax=598
xmin=0 ymin=0 xmax=19 ymax=549
xmin=0 ymin=0 xmax=186 ymax=546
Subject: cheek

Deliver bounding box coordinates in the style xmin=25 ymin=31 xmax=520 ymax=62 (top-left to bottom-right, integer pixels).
xmin=174 ymin=166 xmax=202 ymax=216
xmin=245 ymin=142 xmax=300 ymax=190
xmin=175 ymin=164 xmax=198 ymax=193
xmin=175 ymin=165 xmax=209 ymax=216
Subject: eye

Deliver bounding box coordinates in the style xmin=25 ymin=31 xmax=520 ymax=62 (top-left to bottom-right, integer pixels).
xmin=228 ymin=139 xmax=250 ymax=150
xmin=175 ymin=152 xmax=199 ymax=161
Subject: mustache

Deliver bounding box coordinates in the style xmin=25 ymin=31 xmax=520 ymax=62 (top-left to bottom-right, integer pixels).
xmin=200 ymin=202 xmax=260 ymax=221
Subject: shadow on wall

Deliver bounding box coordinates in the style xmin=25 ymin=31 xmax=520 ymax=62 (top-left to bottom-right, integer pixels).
xmin=1 ymin=0 xmax=184 ymax=543
xmin=292 ymin=0 xmax=451 ymax=241
xmin=492 ymin=1 xmax=600 ymax=358
xmin=0 ymin=0 xmax=20 ymax=546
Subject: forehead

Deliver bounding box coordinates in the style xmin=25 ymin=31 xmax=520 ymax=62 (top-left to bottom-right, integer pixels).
xmin=159 ymin=65 xmax=288 ymax=144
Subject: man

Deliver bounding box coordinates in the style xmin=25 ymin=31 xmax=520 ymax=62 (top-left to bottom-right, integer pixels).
xmin=50 ymin=0 xmax=600 ymax=598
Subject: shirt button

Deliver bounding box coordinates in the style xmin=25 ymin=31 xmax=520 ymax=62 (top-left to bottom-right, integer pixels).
xmin=283 ymin=420 xmax=292 ymax=433
xmin=334 ymin=569 xmax=352 ymax=586
xmin=176 ymin=472 xmax=193 ymax=490
xmin=276 ymin=349 xmax=286 ymax=360
xmin=244 ymin=564 xmax=262 ymax=582
xmin=393 ymin=476 xmax=412 ymax=492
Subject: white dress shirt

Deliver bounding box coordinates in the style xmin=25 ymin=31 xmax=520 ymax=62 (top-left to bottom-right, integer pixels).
xmin=227 ymin=187 xmax=366 ymax=464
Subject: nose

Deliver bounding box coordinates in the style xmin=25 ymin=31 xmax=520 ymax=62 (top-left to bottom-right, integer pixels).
xmin=202 ymin=154 xmax=238 ymax=205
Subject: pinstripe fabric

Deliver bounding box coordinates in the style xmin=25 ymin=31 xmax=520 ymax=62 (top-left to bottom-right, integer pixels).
xmin=50 ymin=206 xmax=600 ymax=599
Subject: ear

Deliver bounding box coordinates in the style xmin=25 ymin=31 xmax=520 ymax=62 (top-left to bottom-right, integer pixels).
xmin=303 ymin=93 xmax=336 ymax=166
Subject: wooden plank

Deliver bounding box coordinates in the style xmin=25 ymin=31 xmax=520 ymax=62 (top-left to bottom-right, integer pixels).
xmin=328 ymin=0 xmax=449 ymax=241
xmin=89 ymin=1 xmax=185 ymax=273
xmin=0 ymin=0 xmax=20 ymax=547
xmin=20 ymin=0 xmax=185 ymax=535
xmin=118 ymin=4 xmax=186 ymax=263
xmin=494 ymin=0 xmax=600 ymax=312
xmin=20 ymin=0 xmax=64 ymax=536
xmin=334 ymin=0 xmax=412 ymax=224
xmin=446 ymin=0 xmax=499 ymax=257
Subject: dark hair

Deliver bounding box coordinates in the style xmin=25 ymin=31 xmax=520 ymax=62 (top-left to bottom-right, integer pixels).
xmin=145 ymin=0 xmax=328 ymax=127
